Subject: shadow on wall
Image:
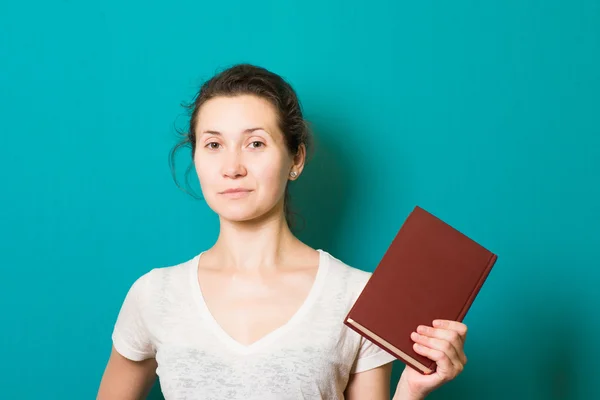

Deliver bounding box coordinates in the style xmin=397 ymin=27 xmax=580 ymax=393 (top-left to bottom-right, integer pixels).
xmin=148 ymin=381 xmax=164 ymax=400
xmin=424 ymin=287 xmax=580 ymax=399
xmin=289 ymin=115 xmax=359 ymax=256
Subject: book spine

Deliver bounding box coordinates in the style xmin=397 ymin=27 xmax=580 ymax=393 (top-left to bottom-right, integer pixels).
xmin=455 ymin=253 xmax=498 ymax=322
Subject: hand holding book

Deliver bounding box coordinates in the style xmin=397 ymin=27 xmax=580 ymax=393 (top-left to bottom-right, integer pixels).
xmin=394 ymin=319 xmax=469 ymax=399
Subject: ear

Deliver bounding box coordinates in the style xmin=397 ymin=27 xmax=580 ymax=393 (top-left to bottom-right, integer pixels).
xmin=289 ymin=143 xmax=307 ymax=180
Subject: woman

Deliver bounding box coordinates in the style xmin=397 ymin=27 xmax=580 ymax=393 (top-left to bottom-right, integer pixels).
xmin=97 ymin=64 xmax=468 ymax=399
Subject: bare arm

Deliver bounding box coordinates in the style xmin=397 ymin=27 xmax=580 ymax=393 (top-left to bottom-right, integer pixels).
xmin=97 ymin=345 xmax=157 ymax=400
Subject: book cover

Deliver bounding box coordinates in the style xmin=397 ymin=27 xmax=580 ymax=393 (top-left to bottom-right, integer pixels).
xmin=344 ymin=205 xmax=498 ymax=375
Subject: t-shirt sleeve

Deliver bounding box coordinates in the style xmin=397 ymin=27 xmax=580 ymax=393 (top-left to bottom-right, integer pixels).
xmin=111 ymin=272 xmax=156 ymax=361
xmin=350 ymin=335 xmax=397 ymax=374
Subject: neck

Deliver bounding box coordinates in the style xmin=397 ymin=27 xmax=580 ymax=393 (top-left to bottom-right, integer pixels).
xmin=210 ymin=204 xmax=300 ymax=272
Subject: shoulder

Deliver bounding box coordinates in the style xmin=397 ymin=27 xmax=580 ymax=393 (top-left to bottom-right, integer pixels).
xmin=320 ymin=250 xmax=373 ymax=301
xmin=123 ymin=252 xmax=199 ymax=302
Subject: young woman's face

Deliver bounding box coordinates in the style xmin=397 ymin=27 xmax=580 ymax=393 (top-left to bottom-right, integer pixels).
xmin=193 ymin=95 xmax=300 ymax=223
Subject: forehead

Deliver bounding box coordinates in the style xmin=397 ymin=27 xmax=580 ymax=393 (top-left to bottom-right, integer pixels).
xmin=195 ymin=95 xmax=280 ymax=134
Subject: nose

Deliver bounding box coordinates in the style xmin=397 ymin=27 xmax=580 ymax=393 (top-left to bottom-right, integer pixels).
xmin=221 ymin=148 xmax=247 ymax=179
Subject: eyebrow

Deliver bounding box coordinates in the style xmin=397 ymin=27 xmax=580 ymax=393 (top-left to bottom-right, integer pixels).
xmin=200 ymin=127 xmax=271 ymax=137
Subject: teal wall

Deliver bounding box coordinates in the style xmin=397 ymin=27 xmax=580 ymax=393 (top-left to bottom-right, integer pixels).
xmin=1 ymin=1 xmax=598 ymax=399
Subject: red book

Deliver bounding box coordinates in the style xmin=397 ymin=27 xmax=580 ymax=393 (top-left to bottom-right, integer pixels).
xmin=344 ymin=205 xmax=498 ymax=375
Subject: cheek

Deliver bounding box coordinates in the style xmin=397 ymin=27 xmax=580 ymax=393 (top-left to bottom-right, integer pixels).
xmin=193 ymin=157 xmax=219 ymax=187
xmin=254 ymin=158 xmax=289 ymax=193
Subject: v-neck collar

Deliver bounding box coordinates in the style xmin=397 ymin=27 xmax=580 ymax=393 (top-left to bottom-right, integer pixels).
xmin=188 ymin=249 xmax=330 ymax=354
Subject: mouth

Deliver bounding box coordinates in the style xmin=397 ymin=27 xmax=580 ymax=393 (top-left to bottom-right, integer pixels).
xmin=219 ymin=188 xmax=253 ymax=198
xmin=220 ymin=188 xmax=252 ymax=194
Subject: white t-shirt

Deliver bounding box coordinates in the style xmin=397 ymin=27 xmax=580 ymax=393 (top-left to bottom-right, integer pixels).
xmin=111 ymin=249 xmax=396 ymax=399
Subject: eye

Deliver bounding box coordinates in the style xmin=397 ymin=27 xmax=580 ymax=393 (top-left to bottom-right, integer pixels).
xmin=205 ymin=142 xmax=221 ymax=150
xmin=249 ymin=141 xmax=265 ymax=149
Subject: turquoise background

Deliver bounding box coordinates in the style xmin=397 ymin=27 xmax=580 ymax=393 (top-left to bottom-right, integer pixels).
xmin=1 ymin=0 xmax=598 ymax=399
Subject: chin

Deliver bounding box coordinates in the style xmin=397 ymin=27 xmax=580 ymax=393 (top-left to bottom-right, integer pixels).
xmin=219 ymin=212 xmax=259 ymax=223
xmin=212 ymin=205 xmax=267 ymax=223
xmin=212 ymin=202 xmax=283 ymax=224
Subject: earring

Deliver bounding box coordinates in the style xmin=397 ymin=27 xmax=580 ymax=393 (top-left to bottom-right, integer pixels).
xmin=290 ymin=171 xmax=298 ymax=178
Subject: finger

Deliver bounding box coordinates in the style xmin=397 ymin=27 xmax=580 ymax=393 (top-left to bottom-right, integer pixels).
xmin=411 ymin=331 xmax=464 ymax=371
xmin=412 ymin=342 xmax=458 ymax=378
xmin=433 ymin=319 xmax=468 ymax=341
xmin=416 ymin=325 xmax=467 ymax=365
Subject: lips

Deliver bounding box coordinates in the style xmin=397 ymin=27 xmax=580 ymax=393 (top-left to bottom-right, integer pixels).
xmin=220 ymin=188 xmax=252 ymax=194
